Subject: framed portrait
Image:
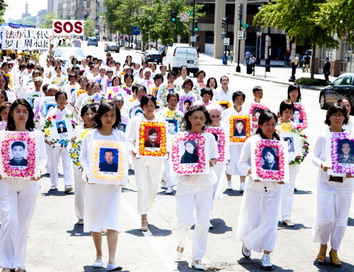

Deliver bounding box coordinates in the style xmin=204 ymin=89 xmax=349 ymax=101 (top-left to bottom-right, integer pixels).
xmin=249 ymin=103 xmax=269 ymax=131
xmin=138 ymin=121 xmax=167 ymax=157
xmin=179 ymin=96 xmax=195 ymax=113
xmin=49 ymin=119 xmax=73 ymax=141
xmin=329 ymin=133 xmax=354 ymax=176
xmin=217 ymin=101 xmax=232 ymax=111
xmin=117 ymin=123 xmax=127 ymax=132
xmin=292 ymin=103 xmax=308 ymax=130
xmin=280 ymin=132 xmax=302 ymax=162
xmin=171 ymin=133 xmax=210 ymax=175
xmin=205 ymin=127 xmax=226 ymax=162
xmin=24 ymin=92 xmax=42 ymax=108
xmin=45 ymin=103 xmax=57 ymax=117
xmin=0 ymin=132 xmax=37 ymax=178
xmin=88 ymin=140 xmax=128 ymax=185
xmin=166 ymin=119 xmax=179 ymax=135
xmin=229 ymin=115 xmax=251 ymax=144
xmin=251 ymin=139 xmax=289 ymax=182
xmin=33 ymin=96 xmax=56 ymax=121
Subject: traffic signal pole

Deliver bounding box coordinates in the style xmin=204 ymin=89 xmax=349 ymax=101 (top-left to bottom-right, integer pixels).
xmin=191 ymin=0 xmax=196 ymax=47
xmin=236 ymin=3 xmax=243 ymax=73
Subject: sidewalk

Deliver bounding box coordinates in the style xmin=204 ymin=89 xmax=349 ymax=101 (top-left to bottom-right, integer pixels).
xmin=200 ymin=53 xmax=336 ymax=90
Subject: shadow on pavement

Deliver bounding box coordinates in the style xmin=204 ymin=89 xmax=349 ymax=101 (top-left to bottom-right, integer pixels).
xmin=147 ymin=224 xmax=172 ymax=236
xmin=67 ymin=224 xmax=91 ymax=237
xmin=238 ymin=257 xmax=294 ymax=271
xmin=209 ymin=218 xmax=233 ymax=234
xmin=125 ymin=228 xmax=145 ymax=237
xmin=83 ymin=265 xmax=129 ymax=272
xmin=121 ymin=187 xmax=137 ymax=193
xmin=157 ymin=190 xmax=176 ymax=196
xmin=223 ymin=189 xmax=243 ymax=197
xmin=42 ymin=190 xmax=74 ymax=197
xmin=294 ymin=189 xmax=313 ymax=195
xmin=313 ymin=259 xmax=354 ymax=271
xmin=277 ymin=222 xmax=311 ymax=230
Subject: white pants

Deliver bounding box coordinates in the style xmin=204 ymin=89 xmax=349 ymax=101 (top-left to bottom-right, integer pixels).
xmin=45 ymin=144 xmax=51 ymax=174
xmin=0 ymin=180 xmax=39 ymax=269
xmin=175 ymin=183 xmax=213 ymax=261
xmin=280 ymin=165 xmax=298 ymax=221
xmin=313 ymin=191 xmax=352 ymax=250
xmin=162 ymin=159 xmax=176 ymax=187
xmin=212 ymin=163 xmax=225 ymax=201
xmin=73 ymin=166 xmax=85 ymax=220
xmin=49 ymin=147 xmax=73 ymax=188
xmin=134 ymin=164 xmax=164 ymax=214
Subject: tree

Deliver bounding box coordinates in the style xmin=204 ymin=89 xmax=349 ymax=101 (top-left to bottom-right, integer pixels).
xmin=40 ymin=13 xmax=59 ymax=28
xmin=254 ymin=0 xmax=338 ymax=78
xmin=0 ymin=0 xmax=7 ymax=24
xmin=84 ymin=18 xmax=95 ymax=37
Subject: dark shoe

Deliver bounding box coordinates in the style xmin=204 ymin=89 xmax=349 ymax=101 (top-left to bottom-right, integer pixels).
xmin=329 ymin=249 xmax=341 ymax=267
xmin=282 ymin=220 xmax=295 ymax=227
xmin=65 ymin=185 xmax=73 ymax=193
xmin=242 ymin=243 xmax=251 ymax=258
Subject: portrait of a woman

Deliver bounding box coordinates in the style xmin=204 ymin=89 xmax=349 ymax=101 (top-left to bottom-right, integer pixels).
xmin=144 ymin=128 xmax=160 ymax=148
xmin=262 ymin=147 xmax=278 ymax=170
xmin=180 ymin=140 xmax=199 ymax=164
xmin=234 ymin=120 xmax=246 ymax=137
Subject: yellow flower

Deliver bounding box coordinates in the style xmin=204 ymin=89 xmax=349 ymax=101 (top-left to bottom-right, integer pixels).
xmin=166 ymin=110 xmax=174 ymax=118
xmin=72 ymin=153 xmax=77 ymax=158
xmin=76 ymin=162 xmax=81 ymax=166
xmin=44 ymin=129 xmax=51 ymax=136
xmin=72 ymin=143 xmax=77 ymax=148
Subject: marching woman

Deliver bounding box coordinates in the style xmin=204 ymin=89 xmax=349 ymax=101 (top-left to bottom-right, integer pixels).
xmin=126 ymin=94 xmax=166 ymax=231
xmin=175 ymin=105 xmax=218 ymax=271
xmin=236 ymin=110 xmax=285 ymax=270
xmin=0 ymin=99 xmax=47 ymax=272
xmin=80 ymin=102 xmax=125 ymax=271
xmin=312 ymin=104 xmax=353 ymax=266
xmin=70 ymin=104 xmax=97 ymax=225
xmin=222 ymin=91 xmax=248 ymax=192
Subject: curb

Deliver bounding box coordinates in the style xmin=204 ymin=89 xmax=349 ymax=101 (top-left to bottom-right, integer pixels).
xmin=231 ymin=73 xmax=323 ymax=91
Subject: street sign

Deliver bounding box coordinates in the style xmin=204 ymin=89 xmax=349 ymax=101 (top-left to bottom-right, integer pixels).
xmin=256 ymin=31 xmax=262 ymax=38
xmin=242 ymin=24 xmax=249 ymax=28
xmin=190 ymin=35 xmax=197 ymax=42
xmin=132 ymin=26 xmax=140 ymax=35
xmin=180 ymin=13 xmax=189 ymax=22
xmin=237 ymin=31 xmax=246 ymax=40
xmin=224 ymin=38 xmax=230 ymax=45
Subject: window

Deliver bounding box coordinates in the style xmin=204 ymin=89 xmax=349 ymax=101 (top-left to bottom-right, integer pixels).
xmin=200 ymin=4 xmax=215 ymax=15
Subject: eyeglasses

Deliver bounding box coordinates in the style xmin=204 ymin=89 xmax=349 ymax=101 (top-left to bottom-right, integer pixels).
xmin=331 ymin=114 xmax=344 ymax=119
xmin=211 ymin=115 xmax=220 ymax=118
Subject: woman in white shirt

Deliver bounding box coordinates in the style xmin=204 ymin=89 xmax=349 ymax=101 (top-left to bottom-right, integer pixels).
xmin=80 ymin=102 xmax=126 ymax=271
xmin=0 ymin=99 xmax=47 ymax=272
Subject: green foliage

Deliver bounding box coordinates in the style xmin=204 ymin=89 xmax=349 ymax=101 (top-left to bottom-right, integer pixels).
xmin=40 ymin=13 xmax=59 ymax=28
xmin=84 ymin=18 xmax=95 ymax=37
xmin=294 ymin=77 xmax=328 ymax=86
xmin=0 ymin=0 xmax=7 ymax=24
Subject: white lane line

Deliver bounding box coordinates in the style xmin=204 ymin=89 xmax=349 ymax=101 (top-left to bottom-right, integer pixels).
xmin=121 ymin=196 xmax=180 ymax=272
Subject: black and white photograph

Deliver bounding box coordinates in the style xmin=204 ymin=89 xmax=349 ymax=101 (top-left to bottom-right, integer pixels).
xmin=261 ymin=147 xmax=279 ymax=171
xmin=283 ymin=136 xmax=295 ymax=152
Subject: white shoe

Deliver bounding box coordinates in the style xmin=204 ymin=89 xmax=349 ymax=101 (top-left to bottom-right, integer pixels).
xmin=93 ymin=259 xmax=103 ymax=268
xmin=242 ymin=243 xmax=251 ymax=258
xmin=227 ymin=181 xmax=233 ymax=190
xmin=191 ymin=260 xmax=206 ymax=271
xmin=261 ymin=254 xmax=273 ymax=270
xmin=166 ymin=186 xmax=173 ymax=194
xmin=106 ymin=263 xmax=123 ymax=271
xmin=239 ymin=182 xmax=245 ymax=192
xmin=161 ymin=180 xmax=167 ymax=189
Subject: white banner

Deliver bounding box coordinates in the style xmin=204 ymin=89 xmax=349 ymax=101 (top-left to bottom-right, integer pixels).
xmin=1 ymin=27 xmax=51 ymax=50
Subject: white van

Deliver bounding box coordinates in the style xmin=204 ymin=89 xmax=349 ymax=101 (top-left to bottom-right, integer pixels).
xmin=163 ymin=46 xmax=199 ymax=76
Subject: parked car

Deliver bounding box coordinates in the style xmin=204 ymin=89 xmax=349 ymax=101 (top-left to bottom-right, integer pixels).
xmin=143 ymin=49 xmax=163 ymax=64
xmin=319 ymin=73 xmax=354 ymax=113
xmin=87 ymin=37 xmax=98 ymax=46
xmin=163 ymin=45 xmax=199 ymax=76
xmin=53 ymin=47 xmax=86 ymax=67
xmin=104 ymin=42 xmax=120 ymax=53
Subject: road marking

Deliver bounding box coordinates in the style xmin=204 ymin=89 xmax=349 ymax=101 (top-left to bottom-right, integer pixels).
xmin=121 ymin=196 xmax=180 ymax=272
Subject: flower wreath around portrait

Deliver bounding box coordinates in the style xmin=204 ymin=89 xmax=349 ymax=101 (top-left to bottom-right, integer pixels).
xmin=138 ymin=121 xmax=167 ymax=157
xmin=254 ymin=139 xmax=286 ymax=181
xmin=249 ymin=103 xmax=269 ymax=129
xmin=205 ymin=127 xmax=225 ymax=162
xmin=330 ymin=133 xmax=354 ymax=175
xmin=217 ymin=101 xmax=232 ymax=109
xmin=171 ymin=133 xmax=207 ymax=175
xmin=90 ymin=140 xmax=128 ymax=185
xmin=293 ymin=103 xmax=308 ymax=130
xmin=43 ymin=115 xmax=76 ymax=147
xmin=229 ymin=115 xmax=251 ymax=143
xmin=179 ymin=96 xmax=196 ymax=112
xmin=1 ymin=132 xmax=36 ymax=178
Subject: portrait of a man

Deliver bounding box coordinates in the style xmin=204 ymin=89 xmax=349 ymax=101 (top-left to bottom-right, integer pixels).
xmin=337 ymin=140 xmax=354 ymax=164
xmin=99 ymin=148 xmax=118 ymax=172
xmin=9 ymin=141 xmax=28 ymax=167
xmin=56 ymin=121 xmax=68 ymax=134
xmin=144 ymin=128 xmax=160 ymax=148
xmin=234 ymin=120 xmax=246 ymax=137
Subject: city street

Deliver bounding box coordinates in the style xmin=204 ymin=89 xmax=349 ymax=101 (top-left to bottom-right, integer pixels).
xmin=24 ymin=45 xmax=354 ymax=272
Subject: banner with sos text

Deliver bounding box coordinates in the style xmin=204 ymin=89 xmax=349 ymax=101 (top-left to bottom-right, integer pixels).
xmin=52 ymin=20 xmax=84 ymax=35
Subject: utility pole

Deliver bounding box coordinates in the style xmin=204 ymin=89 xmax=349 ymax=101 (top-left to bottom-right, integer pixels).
xmin=236 ymin=3 xmax=243 ymax=73
xmin=191 ymin=0 xmax=196 ymax=47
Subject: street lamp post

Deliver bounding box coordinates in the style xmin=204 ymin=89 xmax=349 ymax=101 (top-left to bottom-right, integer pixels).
xmin=236 ymin=3 xmax=243 ymax=73
xmin=191 ymin=0 xmax=196 ymax=47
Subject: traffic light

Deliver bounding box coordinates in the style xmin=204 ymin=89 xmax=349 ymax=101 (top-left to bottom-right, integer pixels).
xmin=196 ymin=35 xmax=200 ymax=42
xmin=84 ymin=14 xmax=88 ymax=20
xmin=238 ymin=3 xmax=243 ymax=21
xmin=194 ymin=21 xmax=199 ymax=31
xmin=171 ymin=10 xmax=177 ymax=22
xmin=222 ymin=17 xmax=228 ymax=28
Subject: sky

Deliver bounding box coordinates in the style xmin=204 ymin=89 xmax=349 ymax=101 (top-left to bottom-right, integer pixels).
xmin=4 ymin=0 xmax=47 ymax=20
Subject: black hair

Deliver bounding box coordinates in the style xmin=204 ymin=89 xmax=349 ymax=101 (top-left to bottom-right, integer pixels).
xmin=80 ymin=104 xmax=97 ymax=117
xmin=167 ymin=92 xmax=179 ymax=102
xmin=184 ymin=140 xmax=198 ymax=155
xmin=255 ymin=110 xmax=280 ymax=140
xmin=196 ymin=70 xmax=206 ymax=78
xmin=78 ymin=76 xmax=88 ymax=84
xmin=153 ymin=73 xmax=164 ymax=83
xmin=104 ymin=149 xmax=115 ymax=155
xmin=252 ymin=86 xmax=263 ymax=93
xmin=94 ymin=102 xmax=121 ymax=129
xmin=279 ymin=100 xmax=295 ymax=116
xmin=287 ymin=84 xmax=301 ymax=102
xmin=11 ymin=141 xmax=26 ymax=150
xmin=140 ymin=94 xmax=157 ymax=108
xmin=124 ymin=73 xmax=134 ymax=83
xmin=182 ymin=78 xmax=194 ymax=89
xmin=167 ymin=71 xmax=177 ymax=79
xmin=220 ymin=75 xmax=229 ymax=83
xmin=55 ymin=90 xmax=68 ymax=101
xmin=0 ymin=89 xmax=8 ymax=102
xmin=148 ymin=128 xmax=158 ymax=136
xmin=206 ymin=77 xmax=218 ymax=89
xmin=283 ymin=137 xmax=293 ymax=144
xmin=232 ymin=91 xmax=245 ymax=103
xmin=325 ymin=104 xmax=348 ymax=126
xmin=200 ymin=88 xmax=213 ymax=99
xmin=112 ymin=76 xmax=122 ymax=86
xmin=182 ymin=105 xmax=211 ymax=131
xmin=0 ymin=73 xmax=10 ymax=91
xmin=6 ymin=99 xmax=35 ymax=131
xmin=262 ymin=147 xmax=278 ymax=163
